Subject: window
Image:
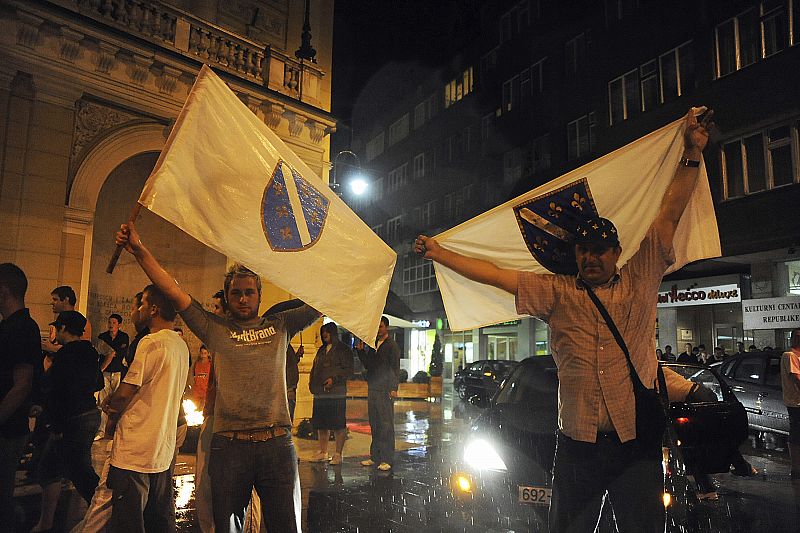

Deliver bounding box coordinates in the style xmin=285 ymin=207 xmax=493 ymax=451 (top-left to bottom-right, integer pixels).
xmin=480 ymin=48 xmax=498 ymax=84
xmin=715 ymin=2 xmax=798 ymax=78
xmin=386 ymin=216 xmax=402 ymax=243
xmin=413 ymin=153 xmax=425 ymax=179
xmin=373 ymin=178 xmax=384 ymax=200
xmin=732 ymin=357 xmax=763 ymax=383
xmin=520 ymin=68 xmax=530 ymax=105
xmin=608 ymin=69 xmax=639 ymax=125
xmin=722 ymin=122 xmax=799 ymax=199
xmin=481 ymin=113 xmax=494 ymax=142
xmin=502 ymin=75 xmax=519 ymax=112
xmin=765 ymin=357 xmax=782 ymax=388
xmin=660 ymin=41 xmax=693 ymax=101
xmin=388 ymin=114 xmax=409 ymax=146
xmin=463 ymin=126 xmax=472 ymax=153
xmin=565 ymin=33 xmax=587 ymax=77
xmin=530 ymin=134 xmax=551 ymax=173
xmin=639 ymin=60 xmax=659 ymax=111
xmin=787 ymin=260 xmax=800 ymax=295
xmin=403 ymin=251 xmax=438 ymax=296
xmin=371 ymin=224 xmax=383 ymax=239
xmin=413 ymin=103 xmax=426 ymax=130
xmin=388 ymin=163 xmax=409 ymax=192
xmin=567 ymin=113 xmax=596 ymax=160
xmin=531 ymin=58 xmax=546 ymax=94
xmin=426 ymin=92 xmax=439 ymax=120
xmin=415 ymin=200 xmax=437 ymax=229
xmin=605 ymin=0 xmax=639 ymax=24
xmin=503 ymin=148 xmax=523 ymax=183
xmin=366 ymin=132 xmax=384 ymax=162
xmin=425 ymin=148 xmax=436 ymax=176
xmin=500 ymin=1 xmax=533 ymax=42
xmin=445 ymin=67 xmax=474 ymax=108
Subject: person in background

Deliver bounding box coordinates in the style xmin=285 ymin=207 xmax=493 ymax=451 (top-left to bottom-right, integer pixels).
xmin=95 ymin=313 xmax=129 ymax=440
xmin=30 ymin=311 xmax=101 ymax=533
xmin=677 ymin=343 xmax=695 ymax=364
xmin=663 ymin=345 xmax=674 ymax=362
xmin=656 ymin=348 xmax=664 ymax=361
xmin=713 ymin=346 xmax=726 ymax=363
xmin=309 ymin=323 xmax=354 ymax=465
xmin=749 ymin=344 xmax=758 ymax=352
xmin=41 ymin=286 xmax=92 ymax=361
xmin=735 ymin=342 xmax=746 ymax=356
xmin=356 ymin=316 xmax=401 ymax=472
xmin=781 ymin=328 xmax=800 ymax=480
xmin=697 ymin=344 xmax=711 ymax=365
xmin=0 ymin=263 xmax=38 ymax=532
xmin=286 ymin=343 xmax=304 ymax=423
xmin=102 ymin=284 xmax=189 ymax=532
xmin=193 ymin=345 xmax=212 ymax=410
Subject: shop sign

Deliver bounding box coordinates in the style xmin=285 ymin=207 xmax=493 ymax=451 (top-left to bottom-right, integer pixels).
xmin=742 ymin=296 xmax=800 ymax=330
xmin=656 ymin=284 xmax=740 ymax=308
xmin=412 ymin=319 xmax=431 ymax=328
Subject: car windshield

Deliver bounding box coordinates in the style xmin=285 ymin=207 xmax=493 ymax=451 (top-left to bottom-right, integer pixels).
xmin=495 ymin=360 xmax=558 ymax=409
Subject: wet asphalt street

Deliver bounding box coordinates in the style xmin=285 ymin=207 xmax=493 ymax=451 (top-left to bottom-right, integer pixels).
xmin=12 ymin=392 xmax=800 ymax=532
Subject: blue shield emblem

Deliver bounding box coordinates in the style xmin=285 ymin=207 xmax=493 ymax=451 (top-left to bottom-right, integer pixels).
xmin=261 ymin=160 xmax=330 ymax=252
xmin=512 ymin=178 xmax=598 ymax=275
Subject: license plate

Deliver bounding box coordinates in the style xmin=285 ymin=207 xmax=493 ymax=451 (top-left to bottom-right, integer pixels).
xmin=518 ymin=485 xmax=552 ymax=505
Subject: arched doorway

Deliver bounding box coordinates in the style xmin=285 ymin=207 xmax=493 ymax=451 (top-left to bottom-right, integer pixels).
xmin=86 ymin=152 xmax=226 ymax=353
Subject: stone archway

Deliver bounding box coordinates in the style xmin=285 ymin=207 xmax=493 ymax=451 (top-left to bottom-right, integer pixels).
xmin=67 ymin=122 xmax=169 ymax=312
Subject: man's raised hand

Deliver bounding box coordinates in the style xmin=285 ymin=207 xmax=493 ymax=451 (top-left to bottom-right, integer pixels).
xmin=414 ymin=235 xmax=440 ymax=260
xmin=115 ymin=221 xmax=144 ymax=255
xmin=685 ymin=107 xmax=714 ymax=155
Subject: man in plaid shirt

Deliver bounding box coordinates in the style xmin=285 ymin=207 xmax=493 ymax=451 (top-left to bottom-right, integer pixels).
xmin=415 ymin=109 xmax=712 ymax=532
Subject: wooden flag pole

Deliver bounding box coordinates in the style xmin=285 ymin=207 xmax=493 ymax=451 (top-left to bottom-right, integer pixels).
xmin=106 ymin=203 xmax=142 ymax=274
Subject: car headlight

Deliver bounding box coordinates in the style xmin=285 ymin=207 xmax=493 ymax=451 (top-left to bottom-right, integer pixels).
xmin=463 ymin=438 xmax=507 ymax=471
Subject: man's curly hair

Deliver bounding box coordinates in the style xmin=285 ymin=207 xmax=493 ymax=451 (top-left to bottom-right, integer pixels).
xmin=223 ymin=263 xmax=261 ymax=298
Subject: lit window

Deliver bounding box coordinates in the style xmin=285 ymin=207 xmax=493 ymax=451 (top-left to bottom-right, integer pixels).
xmin=445 ymin=67 xmax=474 ymax=108
xmin=660 ymin=41 xmax=693 ymax=101
xmin=608 ymin=69 xmax=639 ymax=125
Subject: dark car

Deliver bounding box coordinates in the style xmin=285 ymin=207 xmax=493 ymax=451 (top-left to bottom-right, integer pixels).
xmin=450 ymin=356 xmax=749 ymax=532
xmin=712 ymin=351 xmax=789 ymax=435
xmin=453 ymin=359 xmax=519 ymax=399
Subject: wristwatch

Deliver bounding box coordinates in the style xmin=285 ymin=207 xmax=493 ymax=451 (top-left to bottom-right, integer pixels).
xmin=679 ymin=156 xmax=701 ymax=167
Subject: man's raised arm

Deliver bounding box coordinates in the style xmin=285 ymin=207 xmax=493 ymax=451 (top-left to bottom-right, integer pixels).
xmin=653 ymin=107 xmax=714 ymax=248
xmin=115 ymin=220 xmax=192 ymax=312
xmin=414 ymin=235 xmax=518 ymax=295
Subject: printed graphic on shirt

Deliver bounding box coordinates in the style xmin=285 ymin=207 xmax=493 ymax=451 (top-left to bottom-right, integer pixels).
xmin=513 ymin=178 xmax=598 ymax=275
xmin=261 ymin=159 xmax=330 ymax=252
xmin=229 ymin=325 xmax=277 ymax=345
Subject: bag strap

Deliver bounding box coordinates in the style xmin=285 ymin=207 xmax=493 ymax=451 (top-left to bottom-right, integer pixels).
xmin=578 ymin=279 xmax=643 ymax=387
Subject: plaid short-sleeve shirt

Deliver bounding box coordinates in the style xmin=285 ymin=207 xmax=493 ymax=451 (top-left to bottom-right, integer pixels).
xmin=516 ymin=227 xmax=674 ymax=443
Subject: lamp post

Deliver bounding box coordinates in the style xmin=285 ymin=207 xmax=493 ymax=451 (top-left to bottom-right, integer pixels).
xmin=332 ymin=150 xmax=368 ymax=198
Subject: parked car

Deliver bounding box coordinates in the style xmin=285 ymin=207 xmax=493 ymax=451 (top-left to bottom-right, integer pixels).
xmin=450 ymin=356 xmax=749 ymax=532
xmin=712 ymin=351 xmax=789 ymax=435
xmin=453 ymin=359 xmax=519 ymax=400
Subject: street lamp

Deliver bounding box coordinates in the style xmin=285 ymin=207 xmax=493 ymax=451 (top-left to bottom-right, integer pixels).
xmin=332 ymin=150 xmax=368 ymax=197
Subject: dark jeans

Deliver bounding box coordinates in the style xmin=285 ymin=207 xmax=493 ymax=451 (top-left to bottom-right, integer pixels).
xmin=0 ymin=433 xmax=28 ymax=532
xmin=209 ymin=432 xmax=300 ymax=533
xmin=108 ymin=465 xmax=175 ymax=533
xmin=38 ymin=408 xmax=100 ymax=503
xmin=549 ymin=431 xmax=664 ymax=533
xmin=367 ymin=389 xmax=395 ymax=465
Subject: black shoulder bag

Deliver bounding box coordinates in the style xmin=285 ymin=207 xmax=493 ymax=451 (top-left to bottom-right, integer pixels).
xmin=580 ymin=281 xmax=667 ymax=450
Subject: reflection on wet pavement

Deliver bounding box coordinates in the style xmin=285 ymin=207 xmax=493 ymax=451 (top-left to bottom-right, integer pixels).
xmin=13 ymin=393 xmax=800 ymax=532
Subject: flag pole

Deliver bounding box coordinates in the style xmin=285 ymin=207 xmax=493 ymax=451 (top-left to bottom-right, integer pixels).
xmin=106 ymin=203 xmax=142 ymax=274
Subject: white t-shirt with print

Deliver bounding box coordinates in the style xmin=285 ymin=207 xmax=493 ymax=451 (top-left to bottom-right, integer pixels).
xmin=110 ymin=328 xmax=189 ymax=473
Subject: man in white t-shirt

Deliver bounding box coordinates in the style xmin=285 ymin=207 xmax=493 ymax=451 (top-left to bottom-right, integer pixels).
xmin=101 ymin=284 xmax=189 ymax=532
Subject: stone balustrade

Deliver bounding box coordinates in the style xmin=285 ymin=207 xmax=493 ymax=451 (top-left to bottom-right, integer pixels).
xmin=47 ymin=0 xmax=325 ymax=104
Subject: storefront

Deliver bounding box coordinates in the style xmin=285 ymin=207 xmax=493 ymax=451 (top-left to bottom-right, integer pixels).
xmin=656 ymin=275 xmax=744 ymax=354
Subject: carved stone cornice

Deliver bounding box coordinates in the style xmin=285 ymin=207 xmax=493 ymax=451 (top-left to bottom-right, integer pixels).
xmin=287 ymin=112 xmax=306 ymax=138
xmin=129 ymin=54 xmax=153 ymax=86
xmin=59 ymin=27 xmax=84 ymax=62
xmin=72 ymin=99 xmax=138 ymax=159
xmin=306 ymin=120 xmax=327 ymax=144
xmin=238 ymin=93 xmax=262 ymax=116
xmin=96 ymin=42 xmax=119 ymax=74
xmin=157 ymin=65 xmax=182 ymax=95
xmin=64 ymin=205 xmax=94 ymax=228
xmin=16 ymin=10 xmax=43 ymax=48
xmin=262 ymin=102 xmax=285 ymax=129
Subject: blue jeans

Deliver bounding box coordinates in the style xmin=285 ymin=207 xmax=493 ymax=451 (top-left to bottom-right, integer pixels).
xmin=209 ymin=432 xmax=300 ymax=533
xmin=549 ymin=431 xmax=663 ymax=533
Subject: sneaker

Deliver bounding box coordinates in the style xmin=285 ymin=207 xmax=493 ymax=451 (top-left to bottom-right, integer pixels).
xmin=330 ymin=453 xmax=342 ymax=465
xmin=697 ymin=491 xmax=719 ymax=501
xmin=309 ymin=451 xmax=329 ymax=462
xmin=360 ymin=459 xmax=375 ymax=467
xmin=377 ymin=462 xmax=392 ymax=471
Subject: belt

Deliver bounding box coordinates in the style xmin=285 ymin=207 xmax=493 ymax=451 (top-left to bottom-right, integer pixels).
xmin=215 ymin=427 xmax=288 ymax=442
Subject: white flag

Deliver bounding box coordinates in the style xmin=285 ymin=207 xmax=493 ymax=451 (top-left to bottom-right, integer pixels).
xmin=139 ymin=65 xmax=396 ymax=346
xmin=434 ymin=115 xmax=721 ymax=331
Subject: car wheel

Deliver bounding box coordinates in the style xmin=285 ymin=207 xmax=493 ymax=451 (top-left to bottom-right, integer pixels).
xmin=457 ymin=382 xmax=467 ymax=399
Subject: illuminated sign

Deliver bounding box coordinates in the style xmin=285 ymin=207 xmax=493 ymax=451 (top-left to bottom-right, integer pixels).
xmin=412 ymin=319 xmax=431 ymax=328
xmin=656 ymin=284 xmax=740 ymax=308
xmin=742 ymin=296 xmax=800 ymax=330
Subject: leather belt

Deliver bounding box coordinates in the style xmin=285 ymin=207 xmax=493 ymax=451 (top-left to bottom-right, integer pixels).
xmin=215 ymin=427 xmax=289 ymax=442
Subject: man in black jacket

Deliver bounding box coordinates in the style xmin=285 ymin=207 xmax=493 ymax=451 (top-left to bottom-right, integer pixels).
xmin=356 ymin=316 xmax=400 ymax=471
